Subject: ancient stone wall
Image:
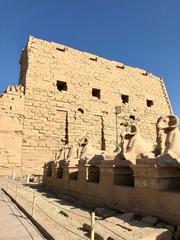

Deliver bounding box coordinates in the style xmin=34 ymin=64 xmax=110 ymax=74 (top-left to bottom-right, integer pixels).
xmin=0 ymin=85 xmax=24 ymax=175
xmin=0 ymin=36 xmax=172 ymax=175
xmin=0 ymin=85 xmax=24 ymax=116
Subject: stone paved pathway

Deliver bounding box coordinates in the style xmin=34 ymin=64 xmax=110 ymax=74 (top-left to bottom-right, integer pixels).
xmin=0 ymin=190 xmax=46 ymax=240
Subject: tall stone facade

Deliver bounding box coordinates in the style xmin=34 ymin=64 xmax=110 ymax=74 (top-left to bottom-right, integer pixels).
xmin=0 ymin=36 xmax=172 ymax=175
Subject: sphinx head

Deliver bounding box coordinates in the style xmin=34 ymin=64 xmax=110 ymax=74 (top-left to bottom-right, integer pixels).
xmin=157 ymin=115 xmax=179 ymax=130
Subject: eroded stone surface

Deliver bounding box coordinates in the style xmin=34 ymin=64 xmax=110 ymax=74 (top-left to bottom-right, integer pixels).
xmin=95 ymin=208 xmax=118 ymax=218
xmin=0 ymin=36 xmax=172 ymax=175
xmin=83 ymin=217 xmax=172 ymax=240
xmin=142 ymin=216 xmax=159 ymax=226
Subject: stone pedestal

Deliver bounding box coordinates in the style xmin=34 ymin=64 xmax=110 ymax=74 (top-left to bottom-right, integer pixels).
xmin=77 ymin=160 xmax=88 ymax=194
xmin=61 ymin=161 xmax=78 ymax=189
xmin=99 ymin=161 xmax=114 ymax=203
xmin=62 ymin=163 xmax=70 ymax=190
xmin=42 ymin=165 xmax=48 ymax=184
xmin=131 ymin=158 xmax=180 ymax=191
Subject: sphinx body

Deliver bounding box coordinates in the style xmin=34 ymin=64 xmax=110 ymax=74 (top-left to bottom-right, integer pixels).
xmin=53 ymin=115 xmax=180 ymax=166
xmin=155 ymin=115 xmax=180 ymax=165
xmin=118 ymin=125 xmax=154 ymax=163
xmin=117 ymin=115 xmax=180 ymax=165
xmin=163 ymin=129 xmax=180 ymax=159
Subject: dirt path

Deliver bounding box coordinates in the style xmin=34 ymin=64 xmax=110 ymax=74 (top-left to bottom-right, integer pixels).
xmin=0 ymin=189 xmax=46 ymax=240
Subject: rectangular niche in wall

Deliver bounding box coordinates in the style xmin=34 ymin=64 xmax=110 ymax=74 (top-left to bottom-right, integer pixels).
xmin=92 ymin=88 xmax=101 ymax=99
xmin=69 ymin=170 xmax=78 ymax=180
xmin=47 ymin=167 xmax=52 ymax=177
xmin=57 ymin=81 xmax=67 ymax=91
xmin=92 ymin=115 xmax=105 ymax=150
xmin=113 ymin=167 xmax=134 ymax=187
xmin=147 ymin=99 xmax=154 ymax=107
xmin=56 ymin=167 xmax=63 ymax=178
xmin=121 ymin=94 xmax=129 ymax=104
xmin=55 ymin=110 xmax=68 ymax=145
xmin=87 ymin=166 xmax=100 ymax=183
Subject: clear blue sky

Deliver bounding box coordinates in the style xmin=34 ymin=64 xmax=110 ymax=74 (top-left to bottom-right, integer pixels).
xmin=0 ymin=0 xmax=180 ymax=115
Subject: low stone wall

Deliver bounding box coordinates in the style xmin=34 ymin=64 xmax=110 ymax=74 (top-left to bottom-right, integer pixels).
xmin=44 ymin=161 xmax=180 ymax=225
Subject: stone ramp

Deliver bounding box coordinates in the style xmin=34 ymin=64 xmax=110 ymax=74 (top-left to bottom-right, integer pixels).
xmin=0 ymin=190 xmax=46 ymax=240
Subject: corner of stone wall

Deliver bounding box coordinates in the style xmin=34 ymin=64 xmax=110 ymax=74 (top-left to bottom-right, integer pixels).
xmin=159 ymin=78 xmax=173 ymax=114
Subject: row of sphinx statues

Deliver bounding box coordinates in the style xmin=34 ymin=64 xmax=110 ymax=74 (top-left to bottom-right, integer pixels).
xmin=54 ymin=115 xmax=180 ymax=166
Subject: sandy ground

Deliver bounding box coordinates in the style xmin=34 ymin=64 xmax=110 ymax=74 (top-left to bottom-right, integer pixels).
xmin=0 ymin=189 xmax=46 ymax=240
